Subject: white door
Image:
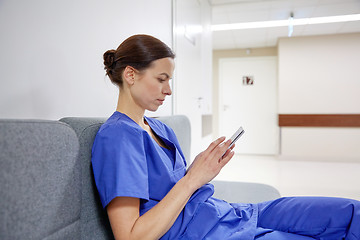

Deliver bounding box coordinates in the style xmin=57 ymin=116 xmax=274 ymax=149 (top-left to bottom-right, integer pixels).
xmin=219 ymin=56 xmax=279 ymax=155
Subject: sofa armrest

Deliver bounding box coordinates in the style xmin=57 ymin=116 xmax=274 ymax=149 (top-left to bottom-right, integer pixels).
xmin=0 ymin=119 xmax=81 ymax=239
xmin=211 ymin=180 xmax=281 ymax=203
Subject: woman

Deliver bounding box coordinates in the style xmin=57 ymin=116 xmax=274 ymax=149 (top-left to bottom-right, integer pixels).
xmin=91 ymin=34 xmax=360 ymax=240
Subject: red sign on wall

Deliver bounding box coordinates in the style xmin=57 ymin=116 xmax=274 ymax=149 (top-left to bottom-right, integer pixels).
xmin=243 ymin=76 xmax=254 ymax=85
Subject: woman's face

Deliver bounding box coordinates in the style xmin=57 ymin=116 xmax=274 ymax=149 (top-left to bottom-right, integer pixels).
xmin=131 ymin=57 xmax=175 ymax=112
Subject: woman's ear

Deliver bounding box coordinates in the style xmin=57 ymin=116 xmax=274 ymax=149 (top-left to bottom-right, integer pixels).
xmin=123 ymin=66 xmax=136 ymax=85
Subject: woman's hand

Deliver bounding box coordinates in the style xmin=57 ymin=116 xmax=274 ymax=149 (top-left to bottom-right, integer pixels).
xmin=185 ymin=137 xmax=235 ymax=191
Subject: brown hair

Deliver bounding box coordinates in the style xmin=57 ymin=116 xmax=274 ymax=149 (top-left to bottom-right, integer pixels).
xmin=103 ymin=34 xmax=175 ymax=87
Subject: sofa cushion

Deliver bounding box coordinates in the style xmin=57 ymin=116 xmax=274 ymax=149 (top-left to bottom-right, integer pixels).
xmin=211 ymin=180 xmax=281 ymax=203
xmin=0 ymin=120 xmax=81 ymax=240
xmin=59 ymin=117 xmax=114 ymax=240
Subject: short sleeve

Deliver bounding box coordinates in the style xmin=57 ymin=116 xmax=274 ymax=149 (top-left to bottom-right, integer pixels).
xmin=91 ymin=123 xmax=148 ymax=208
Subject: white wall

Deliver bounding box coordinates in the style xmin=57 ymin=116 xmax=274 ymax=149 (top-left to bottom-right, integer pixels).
xmin=0 ymin=0 xmax=214 ymax=163
xmin=173 ymin=0 xmax=212 ymax=160
xmin=0 ymin=0 xmax=173 ymax=119
xmin=278 ymin=33 xmax=360 ymax=114
xmin=278 ymin=33 xmax=360 ymax=162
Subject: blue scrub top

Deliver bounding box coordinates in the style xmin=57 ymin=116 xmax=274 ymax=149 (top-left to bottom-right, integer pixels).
xmin=92 ymin=111 xmax=258 ymax=239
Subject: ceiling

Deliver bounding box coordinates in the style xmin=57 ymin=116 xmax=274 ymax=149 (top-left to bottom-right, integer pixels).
xmin=210 ymin=0 xmax=360 ymax=49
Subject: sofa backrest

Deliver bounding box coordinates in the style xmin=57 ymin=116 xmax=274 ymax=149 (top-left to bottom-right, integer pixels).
xmin=155 ymin=115 xmax=191 ymax=164
xmin=60 ymin=115 xmax=191 ymax=240
xmin=0 ymin=120 xmax=81 ymax=240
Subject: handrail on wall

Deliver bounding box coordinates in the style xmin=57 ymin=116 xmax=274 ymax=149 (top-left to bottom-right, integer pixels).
xmin=278 ymin=114 xmax=360 ymax=127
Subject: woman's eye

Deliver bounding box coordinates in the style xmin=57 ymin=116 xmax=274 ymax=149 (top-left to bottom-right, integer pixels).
xmin=158 ymin=78 xmax=166 ymax=83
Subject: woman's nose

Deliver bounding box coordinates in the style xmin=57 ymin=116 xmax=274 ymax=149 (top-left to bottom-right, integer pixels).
xmin=163 ymin=82 xmax=172 ymax=96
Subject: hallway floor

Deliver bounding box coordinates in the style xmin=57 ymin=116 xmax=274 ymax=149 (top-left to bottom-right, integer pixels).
xmin=214 ymin=154 xmax=360 ymax=201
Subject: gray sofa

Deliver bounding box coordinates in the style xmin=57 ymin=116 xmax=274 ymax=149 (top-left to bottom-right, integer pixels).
xmin=0 ymin=115 xmax=280 ymax=240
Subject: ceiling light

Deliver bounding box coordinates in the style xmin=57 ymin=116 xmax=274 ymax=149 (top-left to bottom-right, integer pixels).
xmin=212 ymin=14 xmax=360 ymax=31
xmin=288 ymin=12 xmax=294 ymax=37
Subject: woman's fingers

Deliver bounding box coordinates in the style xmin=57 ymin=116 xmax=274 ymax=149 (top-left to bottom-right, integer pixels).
xmin=222 ymin=143 xmax=235 ymax=158
xmin=203 ymin=136 xmax=226 ymax=155
xmin=187 ymin=138 xmax=235 ymax=188
xmin=209 ymin=139 xmax=232 ymax=160
xmin=221 ymin=148 xmax=231 ymax=160
xmin=204 ymin=138 xmax=235 ymax=163
xmin=219 ymin=150 xmax=234 ymax=167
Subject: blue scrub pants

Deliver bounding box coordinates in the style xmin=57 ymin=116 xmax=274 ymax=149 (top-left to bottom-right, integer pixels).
xmin=255 ymin=197 xmax=360 ymax=240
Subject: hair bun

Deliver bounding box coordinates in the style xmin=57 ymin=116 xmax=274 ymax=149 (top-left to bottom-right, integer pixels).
xmin=103 ymin=49 xmax=116 ymax=70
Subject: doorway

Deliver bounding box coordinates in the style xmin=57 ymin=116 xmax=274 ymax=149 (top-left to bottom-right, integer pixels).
xmin=218 ymin=56 xmax=279 ymax=155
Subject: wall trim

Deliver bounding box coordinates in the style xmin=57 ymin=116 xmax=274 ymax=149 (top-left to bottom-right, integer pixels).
xmin=278 ymin=114 xmax=360 ymax=127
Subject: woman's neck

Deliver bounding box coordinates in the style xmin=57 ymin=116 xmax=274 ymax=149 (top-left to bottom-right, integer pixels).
xmin=116 ymin=90 xmax=146 ymax=128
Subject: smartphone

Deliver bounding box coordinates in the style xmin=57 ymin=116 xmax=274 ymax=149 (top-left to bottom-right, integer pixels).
xmin=222 ymin=127 xmax=244 ymax=157
xmin=228 ymin=126 xmax=245 ymax=149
